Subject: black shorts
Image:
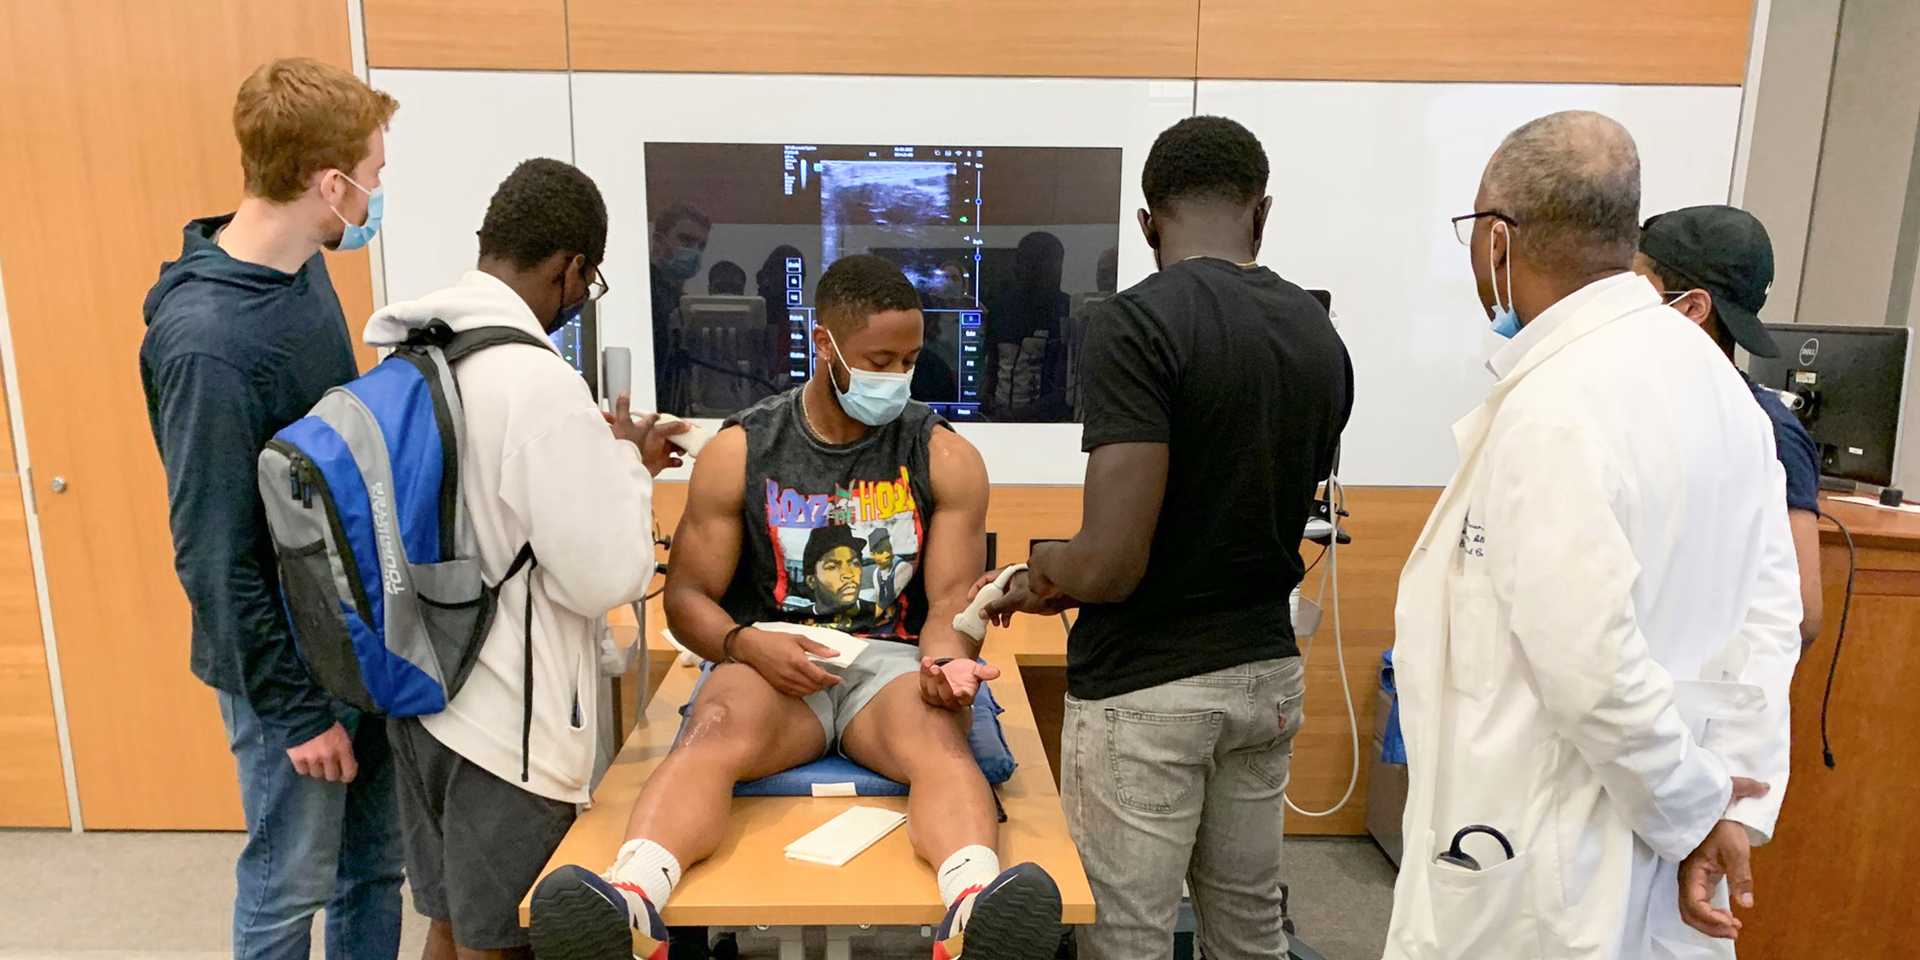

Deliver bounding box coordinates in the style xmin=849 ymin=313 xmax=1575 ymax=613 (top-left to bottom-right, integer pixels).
xmin=389 ymin=716 xmax=578 ymax=949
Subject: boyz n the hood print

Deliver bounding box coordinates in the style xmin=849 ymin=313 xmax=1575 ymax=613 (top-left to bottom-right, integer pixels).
xmin=762 ymin=466 xmax=924 ymax=636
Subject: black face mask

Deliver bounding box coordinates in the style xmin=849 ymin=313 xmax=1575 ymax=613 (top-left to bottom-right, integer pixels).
xmin=553 ymin=266 xmax=588 ymax=332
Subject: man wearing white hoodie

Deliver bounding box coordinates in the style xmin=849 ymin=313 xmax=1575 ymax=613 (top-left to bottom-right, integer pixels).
xmin=365 ymin=158 xmax=683 ymax=960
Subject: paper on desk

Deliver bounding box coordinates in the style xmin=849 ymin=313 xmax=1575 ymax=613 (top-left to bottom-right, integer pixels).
xmin=752 ymin=622 xmax=869 ymax=668
xmin=1831 ymin=495 xmax=1920 ymax=515
xmin=784 ymin=806 xmax=906 ymax=866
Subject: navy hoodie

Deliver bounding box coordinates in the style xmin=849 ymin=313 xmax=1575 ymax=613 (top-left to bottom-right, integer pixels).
xmin=140 ymin=214 xmax=358 ymax=748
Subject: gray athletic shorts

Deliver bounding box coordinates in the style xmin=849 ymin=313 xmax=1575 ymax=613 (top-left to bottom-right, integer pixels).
xmin=388 ymin=716 xmax=576 ymax=949
xmin=801 ymin=638 xmax=924 ymax=749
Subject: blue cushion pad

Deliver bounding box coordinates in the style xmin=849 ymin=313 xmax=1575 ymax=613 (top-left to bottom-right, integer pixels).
xmin=675 ymin=663 xmax=1018 ymax=797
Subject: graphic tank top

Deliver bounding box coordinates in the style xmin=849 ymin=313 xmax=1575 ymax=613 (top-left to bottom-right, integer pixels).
xmin=720 ymin=388 xmax=943 ymax=641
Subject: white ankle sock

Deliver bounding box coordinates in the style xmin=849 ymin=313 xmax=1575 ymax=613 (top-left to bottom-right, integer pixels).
xmin=607 ymin=838 xmax=683 ymax=912
xmin=937 ymin=845 xmax=1001 ymax=928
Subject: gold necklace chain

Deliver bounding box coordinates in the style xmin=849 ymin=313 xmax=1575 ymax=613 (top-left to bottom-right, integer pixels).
xmin=800 ymin=385 xmax=831 ymax=442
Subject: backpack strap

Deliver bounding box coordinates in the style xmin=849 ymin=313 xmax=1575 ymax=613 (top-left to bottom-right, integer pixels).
xmin=500 ymin=542 xmax=539 ymax=783
xmin=442 ymin=325 xmax=555 ymax=364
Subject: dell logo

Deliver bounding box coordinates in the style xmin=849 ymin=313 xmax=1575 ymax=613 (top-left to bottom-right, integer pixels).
xmin=1798 ymin=338 xmax=1820 ymax=366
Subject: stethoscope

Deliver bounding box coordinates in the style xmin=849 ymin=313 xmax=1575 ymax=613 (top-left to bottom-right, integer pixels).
xmin=1435 ymin=824 xmax=1516 ymax=871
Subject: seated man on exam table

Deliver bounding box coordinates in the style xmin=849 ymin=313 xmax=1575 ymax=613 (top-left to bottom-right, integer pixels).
xmin=530 ymin=255 xmax=1063 ymax=960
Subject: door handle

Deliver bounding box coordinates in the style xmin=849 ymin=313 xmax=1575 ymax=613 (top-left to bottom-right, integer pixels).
xmin=49 ymin=475 xmax=67 ymax=494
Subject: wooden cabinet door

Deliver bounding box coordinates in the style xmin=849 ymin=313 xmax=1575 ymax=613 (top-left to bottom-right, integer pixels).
xmin=0 ymin=1 xmax=375 ymax=828
xmin=0 ymin=363 xmax=66 ymax=828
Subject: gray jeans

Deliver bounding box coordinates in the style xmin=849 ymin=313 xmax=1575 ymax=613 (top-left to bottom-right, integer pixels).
xmin=1062 ymin=657 xmax=1306 ymax=960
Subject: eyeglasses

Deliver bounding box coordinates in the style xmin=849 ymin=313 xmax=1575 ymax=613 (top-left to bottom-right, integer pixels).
xmin=1450 ymin=210 xmax=1517 ymax=246
xmin=587 ymin=267 xmax=611 ymax=303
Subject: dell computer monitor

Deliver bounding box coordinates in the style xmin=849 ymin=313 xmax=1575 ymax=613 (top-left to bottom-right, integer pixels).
xmin=1747 ymin=323 xmax=1910 ymax=488
xmin=643 ymin=142 xmax=1123 ymax=422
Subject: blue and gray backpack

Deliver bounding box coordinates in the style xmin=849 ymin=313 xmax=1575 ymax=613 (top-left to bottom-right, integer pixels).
xmin=258 ymin=321 xmax=546 ymax=778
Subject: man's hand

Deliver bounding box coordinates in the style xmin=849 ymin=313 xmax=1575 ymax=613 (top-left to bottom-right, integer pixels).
xmin=605 ymin=394 xmax=689 ymax=476
xmin=968 ymin=567 xmax=1075 ymax=628
xmin=1678 ymin=777 xmax=1771 ymax=939
xmin=285 ymin=722 xmax=357 ymax=783
xmin=736 ymin=629 xmax=843 ymax=698
xmin=919 ymin=657 xmax=1003 ymax=711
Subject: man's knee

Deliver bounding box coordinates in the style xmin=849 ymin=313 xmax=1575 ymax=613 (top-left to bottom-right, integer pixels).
xmin=674 ymin=695 xmax=785 ymax=769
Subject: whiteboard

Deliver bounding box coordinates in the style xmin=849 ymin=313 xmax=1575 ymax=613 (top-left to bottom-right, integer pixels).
xmin=368 ymin=69 xmax=574 ymax=305
xmin=1197 ymin=81 xmax=1742 ymax=485
xmin=570 ymin=73 xmax=1196 ymax=484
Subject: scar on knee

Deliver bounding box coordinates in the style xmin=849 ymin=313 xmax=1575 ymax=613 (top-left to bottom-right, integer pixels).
xmin=678 ymin=702 xmax=736 ymax=748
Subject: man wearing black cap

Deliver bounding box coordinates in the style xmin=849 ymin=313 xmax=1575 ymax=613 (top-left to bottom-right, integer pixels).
xmin=1636 ymin=205 xmax=1823 ymax=646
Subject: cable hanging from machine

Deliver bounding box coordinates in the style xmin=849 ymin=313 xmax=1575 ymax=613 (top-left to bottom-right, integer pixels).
xmin=1816 ymin=509 xmax=1857 ymax=770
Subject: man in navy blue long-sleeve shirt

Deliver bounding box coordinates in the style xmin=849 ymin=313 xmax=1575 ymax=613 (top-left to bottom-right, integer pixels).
xmin=139 ymin=59 xmax=401 ymax=960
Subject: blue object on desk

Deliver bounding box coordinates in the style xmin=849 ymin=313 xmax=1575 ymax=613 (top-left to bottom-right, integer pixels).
xmin=674 ymin=662 xmax=1018 ymax=797
xmin=1380 ymin=649 xmax=1406 ymax=765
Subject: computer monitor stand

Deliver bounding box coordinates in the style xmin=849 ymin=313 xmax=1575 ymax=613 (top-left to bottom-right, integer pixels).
xmin=1819 ymin=475 xmax=1858 ymax=494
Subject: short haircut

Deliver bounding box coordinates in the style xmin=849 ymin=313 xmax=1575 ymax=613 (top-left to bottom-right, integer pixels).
xmin=1483 ymin=111 xmax=1641 ymax=275
xmin=708 ymin=260 xmax=747 ymax=295
xmin=1141 ymin=116 xmax=1269 ymax=212
xmin=654 ymin=202 xmax=711 ymax=239
xmin=233 ymin=58 xmax=398 ymax=204
xmin=815 ymin=255 xmax=920 ymax=337
xmin=477 ymin=158 xmax=608 ymax=270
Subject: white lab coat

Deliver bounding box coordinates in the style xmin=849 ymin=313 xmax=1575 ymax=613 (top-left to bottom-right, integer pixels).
xmin=1384 ymin=274 xmax=1803 ymax=959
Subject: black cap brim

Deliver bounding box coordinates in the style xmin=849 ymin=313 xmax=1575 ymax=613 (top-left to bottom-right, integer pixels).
xmin=1714 ymin=297 xmax=1779 ymax=358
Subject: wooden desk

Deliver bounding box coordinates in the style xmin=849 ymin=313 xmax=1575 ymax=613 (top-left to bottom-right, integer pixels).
xmin=1738 ymin=494 xmax=1920 ymax=957
xmin=522 ymin=637 xmax=1096 ymax=929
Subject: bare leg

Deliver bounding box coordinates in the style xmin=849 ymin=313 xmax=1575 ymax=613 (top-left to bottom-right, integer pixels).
xmin=839 ymin=675 xmax=995 ymax=868
xmin=620 ymin=663 xmax=826 ymax=866
xmin=427 ymin=919 xmax=534 ymax=960
xmin=424 ymin=919 xmax=457 ymax=960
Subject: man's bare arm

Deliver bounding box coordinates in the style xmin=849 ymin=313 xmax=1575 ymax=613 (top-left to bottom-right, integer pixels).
xmin=662 ymin=427 xmax=752 ymax=663
xmin=1789 ymin=509 xmax=1823 ymax=647
xmin=916 ymin=427 xmax=990 ymax=662
xmin=1028 ymin=442 xmax=1169 ymax=604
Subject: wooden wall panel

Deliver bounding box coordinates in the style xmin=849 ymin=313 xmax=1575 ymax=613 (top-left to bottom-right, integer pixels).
xmin=1739 ymin=541 xmax=1920 ymax=957
xmin=566 ymin=0 xmax=1202 ymax=78
xmin=0 ymin=367 xmax=68 ymax=828
xmin=1196 ymin=0 xmax=1753 ymax=85
xmin=0 ymin=0 xmax=376 ymax=829
xmin=644 ymin=480 xmax=1437 ymax=837
xmin=363 ymin=0 xmax=568 ymax=70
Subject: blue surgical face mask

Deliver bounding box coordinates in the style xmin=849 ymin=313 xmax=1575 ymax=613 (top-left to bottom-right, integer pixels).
xmin=664 ymin=246 xmax=702 ymax=282
xmin=328 ymin=172 xmax=383 ymax=252
xmin=825 ymin=329 xmax=913 ymax=426
xmin=1486 ymin=220 xmax=1520 ymax=339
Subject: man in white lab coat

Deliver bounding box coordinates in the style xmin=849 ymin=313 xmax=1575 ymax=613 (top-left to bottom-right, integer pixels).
xmin=1386 ymin=111 xmax=1803 ymax=959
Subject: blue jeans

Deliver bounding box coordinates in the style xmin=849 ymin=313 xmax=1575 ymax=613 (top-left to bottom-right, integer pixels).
xmin=218 ymin=691 xmax=404 ymax=960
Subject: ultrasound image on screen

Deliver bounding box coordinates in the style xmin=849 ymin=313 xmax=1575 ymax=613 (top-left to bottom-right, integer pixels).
xmin=643 ymin=142 xmax=1121 ymax=423
xmin=820 ymin=161 xmax=957 ymax=269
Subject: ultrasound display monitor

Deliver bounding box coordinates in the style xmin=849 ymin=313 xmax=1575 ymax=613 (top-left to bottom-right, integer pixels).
xmin=551 ymin=299 xmax=599 ymax=399
xmin=644 ymin=142 xmax=1123 ymax=422
xmin=1747 ymin=323 xmax=1910 ymax=487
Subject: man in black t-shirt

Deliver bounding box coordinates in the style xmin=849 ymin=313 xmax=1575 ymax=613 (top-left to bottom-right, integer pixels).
xmin=1634 ymin=205 xmax=1824 ymax=647
xmin=982 ymin=116 xmax=1353 ymax=957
